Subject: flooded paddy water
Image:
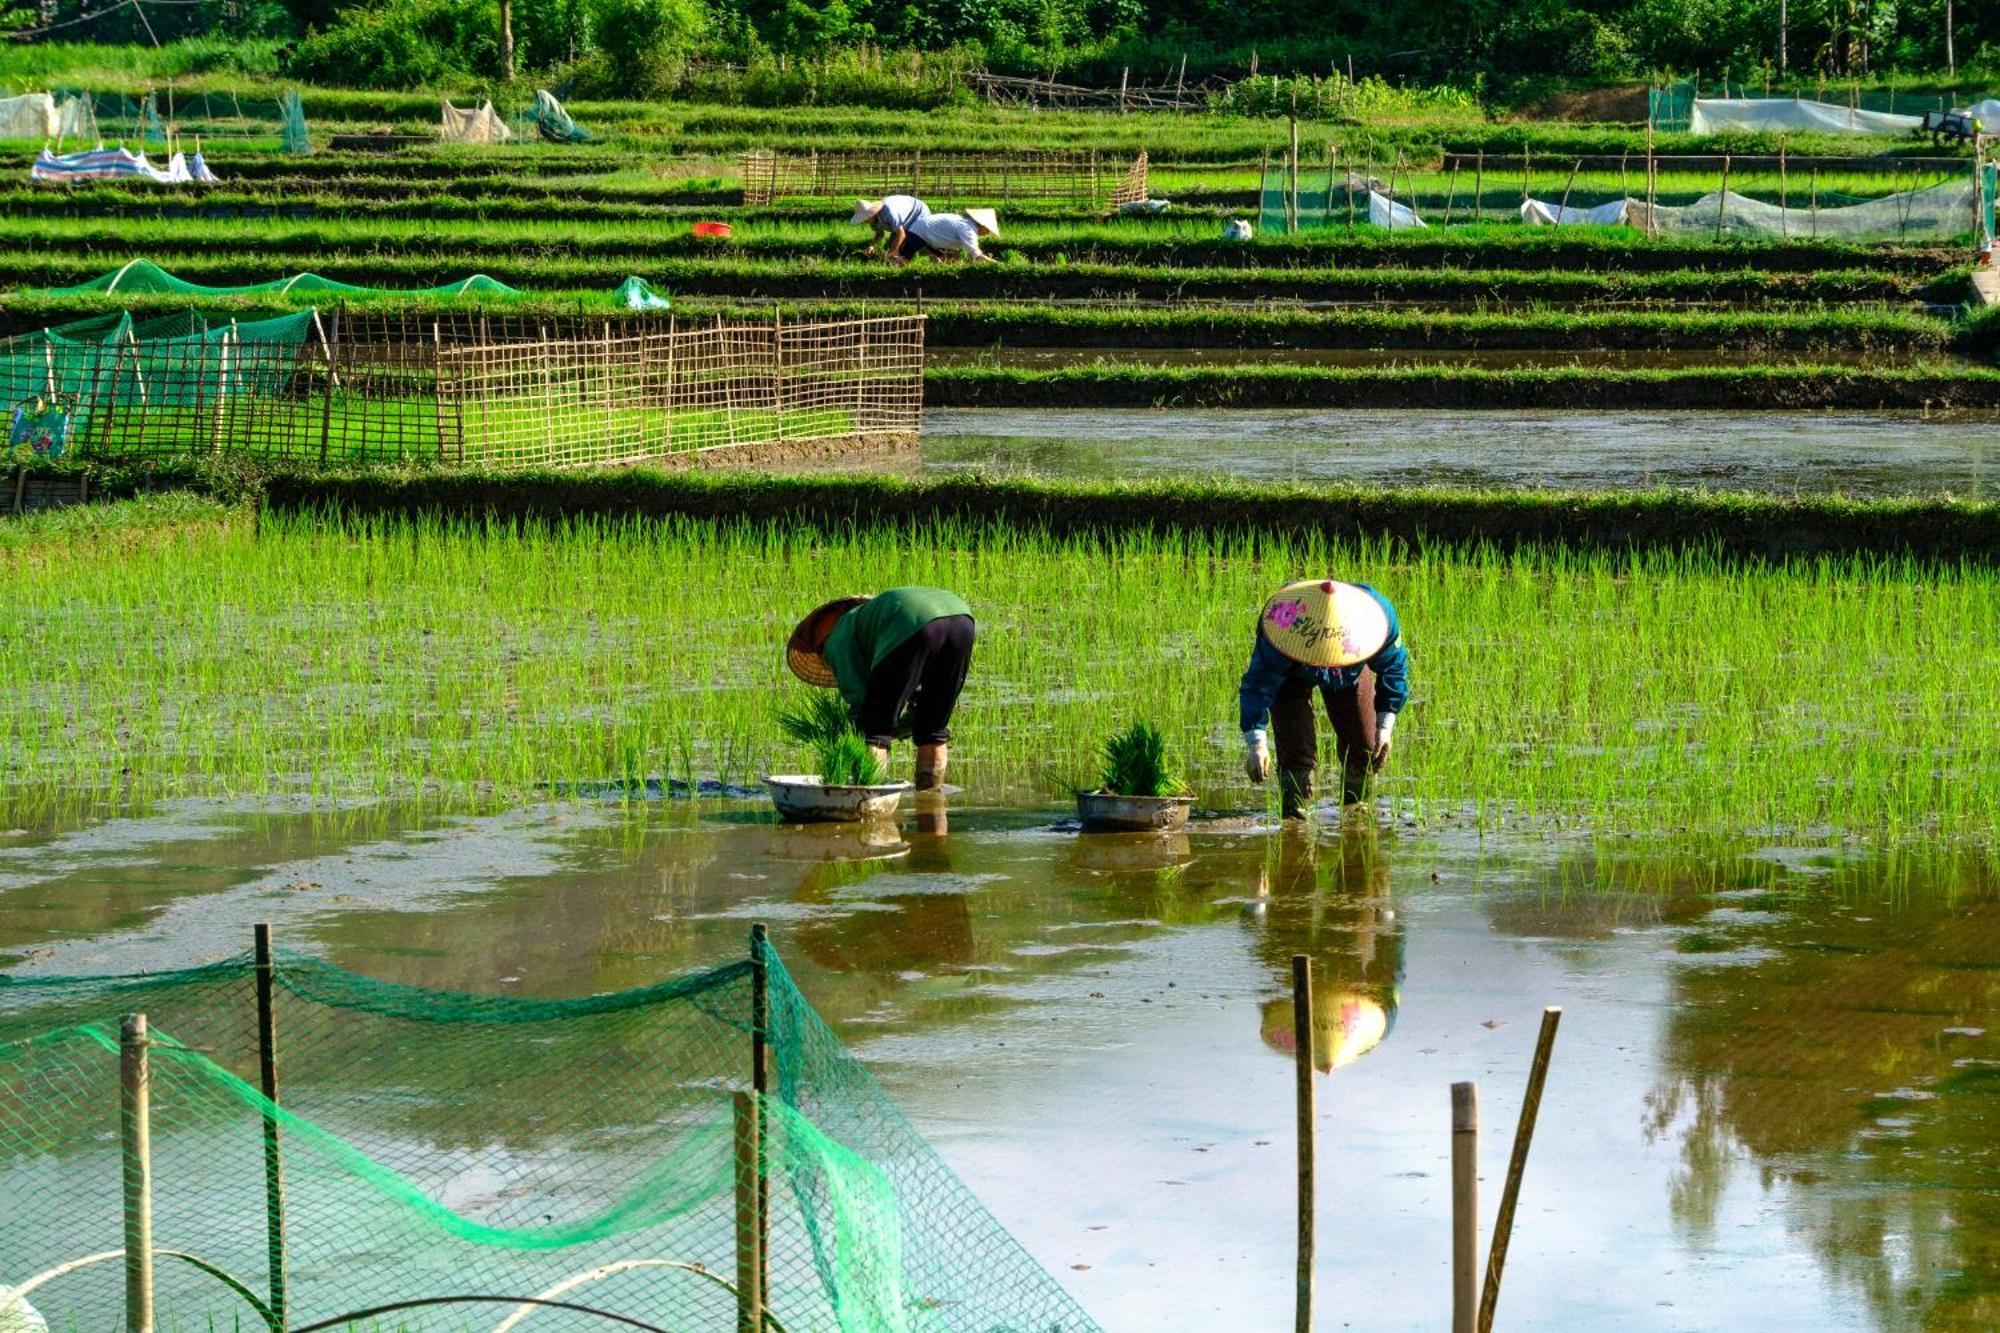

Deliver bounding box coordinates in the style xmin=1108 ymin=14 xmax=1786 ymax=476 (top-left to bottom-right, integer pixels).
xmin=918 ymin=407 xmax=2000 ymax=496
xmin=5 ymin=795 xmax=1998 ymax=1330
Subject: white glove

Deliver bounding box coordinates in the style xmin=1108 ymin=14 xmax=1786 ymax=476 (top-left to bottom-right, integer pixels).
xmin=1373 ymin=713 xmax=1397 ymax=764
xmin=1244 ymin=729 xmax=1271 ymax=783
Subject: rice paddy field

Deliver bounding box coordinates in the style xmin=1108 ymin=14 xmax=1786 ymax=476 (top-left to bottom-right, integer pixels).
xmin=6 ymin=79 xmax=2000 ymax=1332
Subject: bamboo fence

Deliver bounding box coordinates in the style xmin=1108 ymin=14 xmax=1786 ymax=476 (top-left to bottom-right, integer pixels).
xmin=44 ymin=313 xmax=925 ymax=469
xmin=740 ymin=148 xmax=1149 ymax=208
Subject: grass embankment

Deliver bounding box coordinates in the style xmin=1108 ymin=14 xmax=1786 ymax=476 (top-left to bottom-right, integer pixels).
xmin=0 ymin=254 xmax=1929 ymax=306
xmin=926 ymin=362 xmax=2000 ymax=408
xmin=0 ymin=214 xmax=1960 ymax=276
xmin=7 ymin=487 xmax=1997 ymax=850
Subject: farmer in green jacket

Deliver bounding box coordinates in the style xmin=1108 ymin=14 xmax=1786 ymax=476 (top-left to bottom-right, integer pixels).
xmin=787 ymin=587 xmax=976 ymax=791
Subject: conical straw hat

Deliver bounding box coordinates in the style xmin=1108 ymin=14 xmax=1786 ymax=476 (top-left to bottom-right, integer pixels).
xmin=786 ymin=595 xmax=872 ymax=686
xmin=964 ymin=207 xmax=999 ymax=236
xmin=1258 ymin=580 xmax=1389 ymax=668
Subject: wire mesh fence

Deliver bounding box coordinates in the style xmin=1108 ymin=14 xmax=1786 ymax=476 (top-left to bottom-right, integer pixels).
xmin=5 ymin=311 xmax=925 ymax=470
xmin=0 ymin=933 xmax=1099 ymax=1332
xmin=741 ymin=147 xmax=1149 ymax=209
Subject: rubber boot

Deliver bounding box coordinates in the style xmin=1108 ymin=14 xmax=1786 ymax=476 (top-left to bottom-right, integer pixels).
xmin=867 ymin=745 xmax=891 ymax=780
xmin=915 ymin=743 xmax=949 ymax=792
xmin=1279 ymin=768 xmax=1316 ymax=821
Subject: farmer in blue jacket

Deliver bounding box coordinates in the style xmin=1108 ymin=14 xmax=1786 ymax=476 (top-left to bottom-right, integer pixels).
xmin=1240 ymin=579 xmax=1409 ymax=818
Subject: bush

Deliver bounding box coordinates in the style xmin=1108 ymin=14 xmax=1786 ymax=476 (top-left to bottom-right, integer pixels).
xmin=587 ymin=0 xmax=704 ymax=94
xmin=288 ymin=0 xmax=502 ymax=88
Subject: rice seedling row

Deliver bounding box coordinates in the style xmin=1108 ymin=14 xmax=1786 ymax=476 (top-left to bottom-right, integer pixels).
xmin=7 ymin=497 xmax=1996 ymax=855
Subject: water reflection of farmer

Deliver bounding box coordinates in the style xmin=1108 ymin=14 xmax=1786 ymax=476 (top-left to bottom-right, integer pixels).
xmin=787 ymin=587 xmax=976 ymax=792
xmin=1239 ymin=579 xmax=1409 ymax=818
xmin=1250 ymin=825 xmax=1403 ymax=1071
xmin=790 ymin=822 xmax=976 ymax=976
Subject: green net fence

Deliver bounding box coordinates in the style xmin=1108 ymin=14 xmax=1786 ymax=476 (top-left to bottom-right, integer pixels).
xmin=50 ymin=260 xmax=527 ymax=301
xmin=0 ymin=936 xmax=1098 ymax=1333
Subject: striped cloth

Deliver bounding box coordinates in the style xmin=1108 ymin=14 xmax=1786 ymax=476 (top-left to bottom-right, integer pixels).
xmin=29 ymin=145 xmax=218 ymax=185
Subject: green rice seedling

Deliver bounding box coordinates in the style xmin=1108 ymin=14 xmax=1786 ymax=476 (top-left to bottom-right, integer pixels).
xmin=818 ymin=730 xmax=887 ymax=786
xmin=1095 ymin=721 xmax=1185 ymax=797
xmin=4 ymin=493 xmax=1999 ymax=854
xmin=777 ymin=692 xmax=854 ymax=750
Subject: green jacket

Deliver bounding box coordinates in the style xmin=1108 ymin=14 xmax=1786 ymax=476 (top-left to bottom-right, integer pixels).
xmin=823 ymin=587 xmax=973 ymax=711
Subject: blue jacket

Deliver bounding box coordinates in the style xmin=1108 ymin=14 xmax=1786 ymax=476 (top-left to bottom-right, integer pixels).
xmin=1238 ymin=583 xmax=1409 ymax=733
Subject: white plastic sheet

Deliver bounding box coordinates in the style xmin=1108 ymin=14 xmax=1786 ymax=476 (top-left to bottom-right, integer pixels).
xmin=1689 ymin=98 xmax=1922 ymax=135
xmin=441 ymin=100 xmax=511 ymax=144
xmin=1521 ymin=197 xmax=1633 ymax=226
xmin=1961 ymin=99 xmax=2000 ymax=129
xmin=1367 ymin=190 xmax=1425 ymax=230
xmin=0 ymin=94 xmax=57 ymax=140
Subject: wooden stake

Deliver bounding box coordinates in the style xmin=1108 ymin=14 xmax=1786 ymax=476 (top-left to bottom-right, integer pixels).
xmin=254 ymin=925 xmax=289 ymax=1329
xmin=733 ymin=1091 xmax=764 ymax=1333
xmin=1443 ymin=159 xmax=1459 ymax=227
xmin=122 ymin=1014 xmax=156 ymax=1333
xmin=1451 ymin=1082 xmax=1478 ymax=1333
xmin=1557 ymin=159 xmax=1580 ymax=216
xmin=1292 ymin=955 xmax=1315 ymax=1333
xmin=1779 ymin=137 xmax=1789 ymax=240
xmin=1473 ymin=150 xmax=1484 ymax=225
xmin=1477 ymin=1007 xmax=1562 ymax=1333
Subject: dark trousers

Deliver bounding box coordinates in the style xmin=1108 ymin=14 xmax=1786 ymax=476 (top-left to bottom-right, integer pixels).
xmin=890 ymin=228 xmax=938 ymax=261
xmin=1272 ymin=667 xmax=1379 ymax=809
xmin=855 ymin=615 xmax=975 ymax=748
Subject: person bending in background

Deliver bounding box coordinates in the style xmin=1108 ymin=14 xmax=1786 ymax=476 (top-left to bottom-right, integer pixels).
xmin=787 ymin=588 xmax=976 ymax=792
xmin=1239 ymin=579 xmax=1409 ymax=818
xmin=905 ymin=208 xmax=1000 ymax=264
xmin=852 ymin=196 xmax=933 ymax=264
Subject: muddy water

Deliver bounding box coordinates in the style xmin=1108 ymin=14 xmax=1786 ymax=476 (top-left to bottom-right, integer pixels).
xmin=920 ymin=407 xmax=2000 ymax=496
xmin=924 ymin=345 xmax=1937 ymax=370
xmin=4 ymin=797 xmax=1998 ymax=1330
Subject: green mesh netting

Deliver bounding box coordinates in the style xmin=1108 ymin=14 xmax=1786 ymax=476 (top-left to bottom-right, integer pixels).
xmin=524 ymin=89 xmax=592 ymax=145
xmin=280 ymin=90 xmax=312 ymax=157
xmin=50 ymin=260 xmax=526 ymax=300
xmin=0 ymin=309 xmax=315 ymax=435
xmin=0 ymin=938 xmax=1100 ymax=1333
xmin=47 ymin=262 xmax=673 ymax=309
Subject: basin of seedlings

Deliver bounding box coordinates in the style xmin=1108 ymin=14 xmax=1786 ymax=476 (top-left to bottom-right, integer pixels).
xmin=768 ymin=695 xmax=911 ymax=823
xmin=1077 ymin=721 xmax=1194 ymax=832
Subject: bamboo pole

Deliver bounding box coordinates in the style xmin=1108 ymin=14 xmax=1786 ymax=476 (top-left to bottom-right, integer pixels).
xmin=1473 ymin=150 xmax=1483 ymax=225
xmin=1288 ymin=116 xmax=1301 ymax=235
xmin=1715 ymin=153 xmax=1731 ymax=242
xmin=254 ymin=925 xmax=289 ymax=1329
xmin=1810 ymin=167 xmax=1819 ymax=238
xmin=733 ymin=1091 xmax=764 ymax=1333
xmin=1292 ymin=955 xmax=1315 ymax=1333
xmin=1443 ymin=159 xmax=1459 ymax=227
xmin=1451 ymin=1082 xmax=1478 ymax=1333
xmin=1779 ymin=137 xmax=1789 ymax=240
xmin=749 ymin=923 xmax=770 ymax=1308
xmin=1477 ymin=1007 xmax=1562 ymax=1333
xmin=1557 ymin=159 xmax=1580 ymax=216
xmin=122 ymin=1014 xmax=156 ymax=1333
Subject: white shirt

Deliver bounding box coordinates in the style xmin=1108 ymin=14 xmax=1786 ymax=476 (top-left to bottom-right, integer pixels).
xmin=909 ymin=211 xmax=986 ymax=258
xmin=876 ymin=195 xmax=929 ymax=231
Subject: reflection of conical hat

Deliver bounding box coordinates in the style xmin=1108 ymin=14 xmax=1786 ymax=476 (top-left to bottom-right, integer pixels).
xmin=786 ymin=596 xmax=871 ymax=686
xmin=1260 ymin=991 xmax=1393 ymax=1071
xmin=1258 ymin=579 xmax=1389 ymax=668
